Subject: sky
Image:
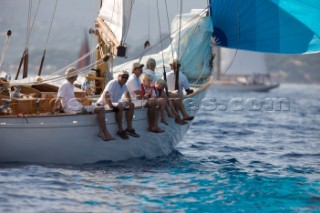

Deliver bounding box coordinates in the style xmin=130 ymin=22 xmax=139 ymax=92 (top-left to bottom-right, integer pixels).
xmin=0 ymin=0 xmax=274 ymax=77
xmin=0 ymin=0 xmax=208 ymax=65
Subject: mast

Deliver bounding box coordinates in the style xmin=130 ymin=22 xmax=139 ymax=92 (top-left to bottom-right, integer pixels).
xmin=216 ymin=47 xmax=221 ymax=81
xmin=94 ymin=0 xmax=132 ymax=92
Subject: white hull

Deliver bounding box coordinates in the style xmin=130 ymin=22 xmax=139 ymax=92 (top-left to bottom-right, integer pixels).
xmin=0 ymin=89 xmax=207 ymax=165
xmin=212 ymin=82 xmax=279 ymax=92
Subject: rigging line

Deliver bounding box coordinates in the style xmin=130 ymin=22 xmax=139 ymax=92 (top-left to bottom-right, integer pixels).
xmin=180 ymin=7 xmax=209 ymax=61
xmin=37 ymin=0 xmax=58 ymax=76
xmin=122 ymin=0 xmax=134 ymax=43
xmin=113 ymin=9 xmax=208 ymax=72
xmin=156 ymin=0 xmax=165 ymax=65
xmin=44 ymin=0 xmax=58 ymax=49
xmin=109 ymin=0 xmax=115 ymax=32
xmin=25 ymin=0 xmax=41 ymax=48
xmin=147 ymin=0 xmax=150 ymax=41
xmin=15 ymin=57 xmax=106 ymax=86
xmin=25 ymin=0 xmax=31 ymax=46
xmin=164 ymin=0 xmax=174 ymax=59
xmin=177 ymin=0 xmax=183 ymax=61
xmin=47 ymin=47 xmax=97 ymax=77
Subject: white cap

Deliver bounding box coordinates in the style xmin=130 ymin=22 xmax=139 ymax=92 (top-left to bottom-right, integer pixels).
xmin=65 ymin=67 xmax=78 ymax=78
xmin=132 ymin=62 xmax=144 ymax=70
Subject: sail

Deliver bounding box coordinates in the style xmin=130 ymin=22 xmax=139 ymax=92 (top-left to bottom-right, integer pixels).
xmin=210 ymin=0 xmax=320 ymax=54
xmin=98 ymin=0 xmax=133 ymax=44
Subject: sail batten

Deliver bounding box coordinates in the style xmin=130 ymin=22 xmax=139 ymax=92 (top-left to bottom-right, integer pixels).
xmin=210 ymin=0 xmax=320 ymax=54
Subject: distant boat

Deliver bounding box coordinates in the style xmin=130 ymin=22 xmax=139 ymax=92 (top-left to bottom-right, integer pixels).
xmin=212 ymin=47 xmax=279 ymax=92
xmin=76 ymin=32 xmax=90 ymax=70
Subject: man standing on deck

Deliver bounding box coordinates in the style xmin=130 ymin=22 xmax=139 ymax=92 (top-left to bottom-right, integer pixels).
xmin=96 ymin=70 xmax=140 ymax=140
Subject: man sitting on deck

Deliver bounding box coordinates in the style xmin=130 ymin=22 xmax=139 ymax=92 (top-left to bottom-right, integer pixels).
xmin=55 ymin=67 xmax=113 ymax=141
xmin=166 ymin=59 xmax=194 ymax=97
xmin=165 ymin=59 xmax=194 ymax=121
xmin=126 ymin=62 xmax=144 ymax=106
xmin=96 ymin=70 xmax=140 ymax=140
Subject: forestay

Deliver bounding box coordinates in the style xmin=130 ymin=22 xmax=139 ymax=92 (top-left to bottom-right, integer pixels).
xmin=210 ymin=0 xmax=320 ymax=54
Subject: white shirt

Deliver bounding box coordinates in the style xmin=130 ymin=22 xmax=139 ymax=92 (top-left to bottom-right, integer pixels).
xmin=126 ymin=74 xmax=141 ymax=100
xmin=57 ymin=80 xmax=83 ymax=113
xmin=143 ymin=68 xmax=158 ymax=86
xmin=97 ymin=79 xmax=128 ymax=106
xmin=166 ymin=71 xmax=191 ymax=95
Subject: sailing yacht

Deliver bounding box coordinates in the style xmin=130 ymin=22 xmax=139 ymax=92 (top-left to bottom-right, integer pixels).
xmin=212 ymin=48 xmax=279 ymax=92
xmin=1 ymin=0 xmax=320 ymax=164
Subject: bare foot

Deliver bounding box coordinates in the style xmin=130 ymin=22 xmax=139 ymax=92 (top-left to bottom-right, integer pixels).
xmin=183 ymin=115 xmax=194 ymax=121
xmin=98 ymin=132 xmax=113 ymax=141
xmin=175 ymin=117 xmax=187 ymax=125
xmin=149 ymin=127 xmax=165 ymax=133
xmin=161 ymin=119 xmax=168 ymax=125
xmin=103 ymin=131 xmax=114 ymax=141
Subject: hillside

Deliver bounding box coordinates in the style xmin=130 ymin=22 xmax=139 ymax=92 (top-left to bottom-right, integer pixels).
xmin=265 ymin=53 xmax=320 ymax=84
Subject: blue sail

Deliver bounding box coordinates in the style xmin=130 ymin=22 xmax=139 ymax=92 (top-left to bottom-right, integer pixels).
xmin=210 ymin=0 xmax=320 ymax=54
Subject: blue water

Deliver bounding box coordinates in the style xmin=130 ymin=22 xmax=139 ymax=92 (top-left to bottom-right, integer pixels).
xmin=0 ymin=84 xmax=319 ymax=212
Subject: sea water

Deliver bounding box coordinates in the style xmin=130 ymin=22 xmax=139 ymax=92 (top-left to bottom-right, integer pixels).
xmin=0 ymin=84 xmax=319 ymax=212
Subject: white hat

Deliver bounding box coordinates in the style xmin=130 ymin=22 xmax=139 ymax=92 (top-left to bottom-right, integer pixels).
xmin=119 ymin=70 xmax=129 ymax=76
xmin=132 ymin=62 xmax=144 ymax=70
xmin=65 ymin=67 xmax=78 ymax=78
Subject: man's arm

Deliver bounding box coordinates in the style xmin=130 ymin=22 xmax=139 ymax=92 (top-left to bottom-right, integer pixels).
xmin=104 ymin=92 xmax=114 ymax=108
xmin=133 ymin=90 xmax=142 ymax=99
xmin=124 ymin=92 xmax=132 ymax=102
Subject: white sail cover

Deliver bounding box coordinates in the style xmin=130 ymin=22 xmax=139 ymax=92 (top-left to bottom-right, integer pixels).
xmin=99 ymin=0 xmax=134 ymax=43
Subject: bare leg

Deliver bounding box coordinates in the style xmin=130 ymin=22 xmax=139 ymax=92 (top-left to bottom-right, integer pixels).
xmin=116 ymin=104 xmax=124 ymax=132
xmin=159 ymin=98 xmax=168 ymax=125
xmin=147 ymin=108 xmax=154 ymax=130
xmin=125 ymin=102 xmax=134 ymax=130
xmin=177 ymin=98 xmax=193 ymax=120
xmin=148 ymin=99 xmax=164 ymax=132
xmin=94 ymin=107 xmax=113 ymax=141
xmin=170 ymin=98 xmax=187 ymax=125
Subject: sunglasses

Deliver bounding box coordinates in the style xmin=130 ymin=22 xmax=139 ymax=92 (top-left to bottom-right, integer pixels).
xmin=121 ymin=75 xmax=129 ymax=80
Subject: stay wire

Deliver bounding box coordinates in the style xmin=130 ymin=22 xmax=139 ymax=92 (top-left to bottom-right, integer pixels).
xmin=25 ymin=0 xmax=41 ymax=48
xmin=164 ymin=0 xmax=174 ymax=59
xmin=44 ymin=0 xmax=58 ymax=49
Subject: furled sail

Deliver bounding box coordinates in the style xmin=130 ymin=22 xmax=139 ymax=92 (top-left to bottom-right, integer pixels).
xmin=210 ymin=0 xmax=320 ymax=54
xmin=98 ymin=0 xmax=133 ymax=45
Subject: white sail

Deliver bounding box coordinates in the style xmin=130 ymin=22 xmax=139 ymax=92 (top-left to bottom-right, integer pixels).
xmin=98 ymin=0 xmax=134 ymax=43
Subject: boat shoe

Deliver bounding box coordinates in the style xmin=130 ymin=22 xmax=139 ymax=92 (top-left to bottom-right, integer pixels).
xmin=125 ymin=128 xmax=140 ymax=138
